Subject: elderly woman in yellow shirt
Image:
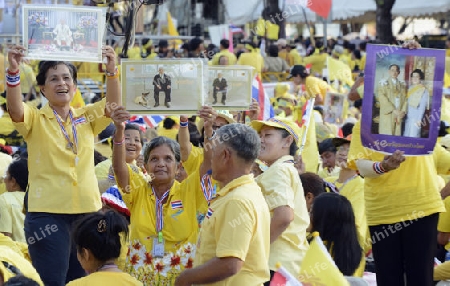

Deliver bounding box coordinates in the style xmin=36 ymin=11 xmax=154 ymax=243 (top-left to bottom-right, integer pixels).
xmin=111 ymin=105 xmax=215 ymax=285
xmin=6 ymin=44 xmax=121 ymax=285
xmin=250 ymin=117 xmax=310 ymax=283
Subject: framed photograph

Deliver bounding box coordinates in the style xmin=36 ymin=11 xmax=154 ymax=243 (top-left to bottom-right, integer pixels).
xmin=23 ymin=5 xmax=105 ymax=62
xmin=324 ymin=92 xmax=346 ymax=125
xmin=122 ymin=59 xmax=205 ymax=115
xmin=206 ymin=66 xmax=254 ymax=110
xmin=361 ymin=44 xmax=446 ymax=155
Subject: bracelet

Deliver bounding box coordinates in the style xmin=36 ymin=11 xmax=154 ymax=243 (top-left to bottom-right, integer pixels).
xmin=6 ymin=72 xmax=20 ymax=88
xmin=113 ymin=138 xmax=125 ymax=145
xmin=180 ymin=121 xmax=189 ymax=128
xmin=106 ymin=66 xmax=119 ymax=78
xmin=6 ymin=68 xmax=19 ymax=75
xmin=373 ymin=162 xmax=387 ymax=174
xmin=206 ymin=130 xmax=216 ymax=141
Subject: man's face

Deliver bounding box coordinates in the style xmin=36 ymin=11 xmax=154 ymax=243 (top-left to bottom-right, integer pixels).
xmin=389 ymin=66 xmax=400 ymax=79
xmin=159 ymin=68 xmax=164 ymax=74
xmin=320 ymin=151 xmax=336 ymax=169
xmin=293 ymin=75 xmax=302 ymax=85
xmin=218 ymin=73 xmax=222 ymax=79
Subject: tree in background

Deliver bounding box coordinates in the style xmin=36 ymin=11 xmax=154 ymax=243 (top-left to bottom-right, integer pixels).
xmin=375 ymin=0 xmax=396 ymax=44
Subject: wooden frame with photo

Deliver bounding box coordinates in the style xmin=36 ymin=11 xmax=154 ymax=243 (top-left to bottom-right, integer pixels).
xmin=121 ymin=59 xmax=205 ymax=115
xmin=23 ymin=4 xmax=105 ymax=62
xmin=206 ymin=66 xmax=254 ymax=110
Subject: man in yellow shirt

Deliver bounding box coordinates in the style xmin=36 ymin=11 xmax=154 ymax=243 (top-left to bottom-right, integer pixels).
xmin=176 ymin=124 xmax=270 ymax=286
xmin=237 ymin=42 xmax=264 ymax=78
xmin=210 ymin=39 xmax=237 ymax=66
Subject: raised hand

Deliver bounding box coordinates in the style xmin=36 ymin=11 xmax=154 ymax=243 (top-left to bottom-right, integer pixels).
xmin=381 ymin=150 xmax=406 ymax=172
xmin=110 ymin=106 xmax=131 ymax=128
xmin=7 ymin=45 xmax=26 ymax=72
xmin=102 ymin=45 xmax=117 ymax=74
xmin=198 ymin=106 xmax=217 ymax=131
xmin=248 ymin=98 xmax=260 ymax=121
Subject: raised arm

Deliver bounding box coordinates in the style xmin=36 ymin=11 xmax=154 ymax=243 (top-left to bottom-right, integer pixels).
xmin=111 ymin=106 xmax=131 ymax=191
xmin=198 ymin=106 xmax=217 ymax=178
xmin=103 ymin=46 xmax=121 ymax=117
xmin=178 ymin=115 xmax=192 ymax=162
xmin=6 ymin=45 xmax=26 ymax=122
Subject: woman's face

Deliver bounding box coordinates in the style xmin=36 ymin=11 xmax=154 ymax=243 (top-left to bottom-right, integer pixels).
xmin=411 ymin=72 xmax=421 ymax=85
xmin=146 ymin=144 xmax=179 ymax=184
xmin=40 ymin=64 xmax=76 ymax=106
xmin=259 ymin=126 xmax=292 ymax=165
xmin=335 ymin=143 xmax=350 ymax=169
xmin=124 ymin=129 xmax=142 ymax=163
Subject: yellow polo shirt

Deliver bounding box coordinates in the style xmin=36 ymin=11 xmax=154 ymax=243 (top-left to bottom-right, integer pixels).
xmin=13 ymin=99 xmax=111 ymax=213
xmin=0 ymin=152 xmax=12 ymax=195
xmin=237 ymin=53 xmax=264 ymax=78
xmin=67 ymin=272 xmax=142 ymax=286
xmin=119 ymin=165 xmax=208 ymax=284
xmin=256 ymin=155 xmax=310 ymax=276
xmin=0 ymin=192 xmax=26 ymax=243
xmin=211 ymin=50 xmax=238 ymax=66
xmin=194 ymin=174 xmax=270 ymax=285
xmin=348 ymin=121 xmax=447 ymax=225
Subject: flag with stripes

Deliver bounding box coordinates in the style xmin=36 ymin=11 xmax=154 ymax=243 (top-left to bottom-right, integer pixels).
xmin=206 ymin=208 xmax=214 ymax=219
xmin=129 ymin=115 xmax=166 ymax=130
xmin=171 ymin=200 xmax=183 ymax=210
xmin=73 ymin=116 xmax=86 ymax=125
xmin=252 ymin=75 xmax=275 ymax=120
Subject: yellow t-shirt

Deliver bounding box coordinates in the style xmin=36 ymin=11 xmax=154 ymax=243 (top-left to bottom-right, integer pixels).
xmin=317 ymin=167 xmax=340 ymax=179
xmin=0 ymin=113 xmax=18 ymax=144
xmin=0 ymin=192 xmax=26 ymax=243
xmin=211 ymin=50 xmax=238 ymax=66
xmin=95 ymin=158 xmax=113 ymax=181
xmin=326 ymin=175 xmax=369 ymax=277
xmin=237 ymin=52 xmax=264 ymax=78
xmin=194 ymin=174 xmax=271 ymax=285
xmin=303 ymin=52 xmax=328 ymax=76
xmin=434 ymin=261 xmax=450 ymax=281
xmin=289 ymin=49 xmax=303 ymax=66
xmin=157 ymin=127 xmax=179 ymax=141
xmin=305 ymin=76 xmax=328 ymax=100
xmin=13 ymin=99 xmax=111 ymax=213
xmin=183 ymin=144 xmax=204 ymax=176
xmin=256 ymin=155 xmax=310 ymax=276
xmin=348 ymin=121 xmax=447 ymax=225
xmin=438 ymin=196 xmax=450 ymax=251
xmin=119 ymin=165 xmax=208 ymax=284
xmin=0 ymin=153 xmax=12 ymax=196
xmin=66 ymin=271 xmax=142 ymax=286
xmin=0 ymin=245 xmax=44 ymax=285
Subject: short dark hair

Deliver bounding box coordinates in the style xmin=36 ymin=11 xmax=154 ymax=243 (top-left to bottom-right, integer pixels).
xmin=319 ymin=138 xmax=337 ymax=155
xmin=8 ymin=158 xmax=28 ymax=191
xmin=125 ymin=123 xmax=144 ymax=145
xmin=268 ymin=44 xmax=279 ymax=57
xmin=411 ymin=68 xmax=425 ymax=80
xmin=4 ymin=275 xmax=40 ymax=286
xmin=300 ymin=172 xmax=326 ymax=197
xmin=36 ymin=61 xmax=77 ymax=86
xmin=163 ymin=117 xmax=176 ymax=130
xmin=189 ymin=37 xmax=204 ymax=52
xmin=72 ymin=210 xmax=129 ymax=263
xmin=220 ymin=39 xmax=230 ymax=49
xmin=144 ymin=136 xmax=181 ymax=164
xmin=388 ymin=64 xmax=400 ymax=73
xmin=215 ymin=124 xmax=260 ymax=164
xmin=341 ymin=123 xmax=354 ymax=138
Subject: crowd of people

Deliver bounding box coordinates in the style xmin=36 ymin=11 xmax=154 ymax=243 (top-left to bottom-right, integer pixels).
xmin=0 ymin=35 xmax=449 ymax=286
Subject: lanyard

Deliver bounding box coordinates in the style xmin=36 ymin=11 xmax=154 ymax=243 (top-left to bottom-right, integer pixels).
xmin=151 ymin=187 xmax=170 ymax=242
xmin=53 ymin=109 xmax=78 ymax=155
xmin=334 ymin=174 xmax=359 ymax=191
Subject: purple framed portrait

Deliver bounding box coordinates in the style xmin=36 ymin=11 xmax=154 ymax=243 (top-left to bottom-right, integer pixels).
xmin=361 ymin=44 xmax=446 ymax=155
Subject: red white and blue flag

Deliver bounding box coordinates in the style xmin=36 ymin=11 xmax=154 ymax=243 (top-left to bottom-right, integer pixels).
xmin=129 ymin=115 xmax=166 ymax=130
xmin=171 ymin=200 xmax=183 ymax=210
xmin=252 ymin=75 xmax=275 ymax=121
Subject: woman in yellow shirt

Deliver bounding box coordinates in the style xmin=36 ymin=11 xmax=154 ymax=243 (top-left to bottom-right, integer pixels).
xmin=67 ymin=210 xmax=142 ymax=286
xmin=288 ymin=65 xmax=328 ymax=105
xmin=111 ymin=106 xmax=214 ymax=285
xmin=6 ymin=45 xmax=121 ymax=285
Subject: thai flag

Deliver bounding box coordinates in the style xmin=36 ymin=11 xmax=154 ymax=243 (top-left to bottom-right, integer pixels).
xmin=206 ymin=208 xmax=214 ymax=219
xmin=252 ymin=75 xmax=275 ymax=120
xmin=129 ymin=115 xmax=165 ymax=130
xmin=299 ymin=98 xmax=315 ymax=127
xmin=171 ymin=200 xmax=183 ymax=210
xmin=73 ymin=116 xmax=86 ymax=125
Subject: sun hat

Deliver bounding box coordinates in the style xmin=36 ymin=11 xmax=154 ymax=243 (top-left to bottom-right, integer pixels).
xmin=197 ymin=110 xmax=236 ymax=133
xmin=250 ymin=117 xmax=301 ymax=144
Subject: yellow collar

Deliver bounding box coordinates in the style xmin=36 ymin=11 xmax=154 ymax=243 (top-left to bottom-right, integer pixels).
xmin=216 ymin=174 xmax=255 ymax=197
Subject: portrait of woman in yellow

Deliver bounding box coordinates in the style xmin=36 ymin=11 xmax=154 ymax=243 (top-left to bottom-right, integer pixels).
xmin=111 ymin=106 xmax=215 ymax=285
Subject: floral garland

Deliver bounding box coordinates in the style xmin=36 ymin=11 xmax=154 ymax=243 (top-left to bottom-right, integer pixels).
xmin=77 ymin=15 xmax=97 ymax=30
xmin=28 ymin=13 xmax=48 ymax=27
xmin=126 ymin=240 xmax=195 ymax=286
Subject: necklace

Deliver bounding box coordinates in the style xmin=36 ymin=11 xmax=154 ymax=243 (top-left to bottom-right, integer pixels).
xmin=96 ymin=262 xmax=118 ymax=272
xmin=334 ymin=174 xmax=359 ymax=191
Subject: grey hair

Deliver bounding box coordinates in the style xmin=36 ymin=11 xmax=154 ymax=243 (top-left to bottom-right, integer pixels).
xmin=215 ymin=123 xmax=260 ymax=163
xmin=144 ymin=136 xmax=181 ymax=163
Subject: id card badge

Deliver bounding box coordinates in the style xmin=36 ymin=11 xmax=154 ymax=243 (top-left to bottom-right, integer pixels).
xmin=152 ymin=237 xmax=165 ymax=258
